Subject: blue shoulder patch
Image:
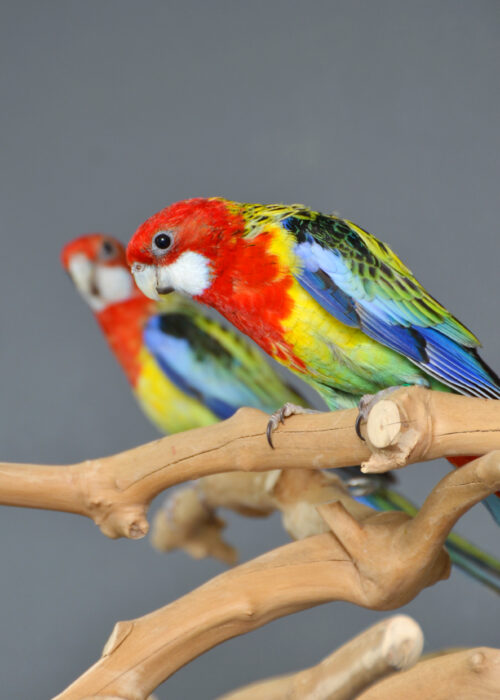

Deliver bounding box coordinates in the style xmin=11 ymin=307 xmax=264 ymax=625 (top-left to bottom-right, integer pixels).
xmin=295 ymin=239 xmax=360 ymax=327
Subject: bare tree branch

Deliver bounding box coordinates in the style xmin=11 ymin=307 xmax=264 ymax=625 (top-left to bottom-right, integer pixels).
xmin=150 ymin=469 xmax=371 ymax=561
xmin=53 ymin=452 xmax=500 ymax=699
xmin=217 ymin=615 xmax=423 ymax=700
xmin=356 ymin=647 xmax=500 ymax=699
xmin=1 ymin=389 xmax=499 ymax=540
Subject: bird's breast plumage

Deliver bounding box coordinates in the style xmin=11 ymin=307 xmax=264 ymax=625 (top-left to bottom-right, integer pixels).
xmin=97 ymin=297 xmax=155 ymax=385
xmin=200 ymin=220 xmax=303 ymax=367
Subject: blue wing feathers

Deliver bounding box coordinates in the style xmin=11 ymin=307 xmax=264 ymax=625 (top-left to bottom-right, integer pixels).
xmin=151 ymin=344 xmax=202 ymax=400
xmin=143 ymin=314 xmax=285 ymax=420
xmin=293 ymin=235 xmax=500 ymax=399
xmin=202 ymin=396 xmax=238 ymax=420
xmin=299 ymin=269 xmax=360 ymax=327
xmin=357 ymin=311 xmax=427 ymax=364
xmin=418 ymin=328 xmax=500 ymax=398
xmin=143 ymin=315 xmax=246 ymax=419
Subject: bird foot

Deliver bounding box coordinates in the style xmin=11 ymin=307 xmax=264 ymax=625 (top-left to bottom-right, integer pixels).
xmin=345 ymin=475 xmax=384 ymax=497
xmin=355 ymin=387 xmax=402 ymax=441
xmin=266 ymin=403 xmax=321 ymax=448
xmin=339 ymin=466 xmax=396 ymax=496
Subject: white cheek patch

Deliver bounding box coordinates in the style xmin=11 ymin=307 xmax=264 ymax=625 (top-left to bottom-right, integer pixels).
xmin=132 ymin=251 xmax=212 ymax=299
xmin=68 ymin=254 xmax=134 ymax=311
xmin=159 ymin=251 xmax=212 ymax=296
xmin=94 ymin=266 xmax=134 ymax=304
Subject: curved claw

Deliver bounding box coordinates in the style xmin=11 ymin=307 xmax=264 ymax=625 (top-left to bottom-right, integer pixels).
xmin=266 ymin=420 xmax=276 ymax=449
xmin=266 ymin=403 xmax=319 ymax=449
xmin=355 ymin=412 xmax=365 ymax=441
xmin=266 ymin=405 xmax=289 ymax=449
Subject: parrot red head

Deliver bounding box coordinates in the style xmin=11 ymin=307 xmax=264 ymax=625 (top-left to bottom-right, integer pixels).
xmin=127 ymin=197 xmax=299 ymax=360
xmin=61 ymin=234 xmax=139 ymax=312
xmin=126 ymin=198 xmax=244 ymax=302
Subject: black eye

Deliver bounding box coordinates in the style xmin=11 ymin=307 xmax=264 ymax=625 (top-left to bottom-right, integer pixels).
xmin=100 ymin=240 xmax=116 ymax=260
xmin=153 ymin=231 xmax=172 ymax=251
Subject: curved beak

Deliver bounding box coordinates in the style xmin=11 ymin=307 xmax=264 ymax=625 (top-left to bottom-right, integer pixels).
xmin=68 ymin=254 xmax=97 ymax=297
xmin=131 ymin=263 xmax=163 ymax=301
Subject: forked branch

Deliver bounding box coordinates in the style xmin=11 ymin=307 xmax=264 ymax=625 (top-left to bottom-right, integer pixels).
xmin=54 ymin=452 xmax=500 ymax=699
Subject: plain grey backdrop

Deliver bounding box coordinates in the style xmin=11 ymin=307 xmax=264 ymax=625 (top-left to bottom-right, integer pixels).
xmin=1 ymin=1 xmax=499 ymax=698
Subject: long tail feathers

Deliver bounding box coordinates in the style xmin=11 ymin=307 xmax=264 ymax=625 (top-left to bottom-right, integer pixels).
xmin=356 ymin=487 xmax=500 ymax=594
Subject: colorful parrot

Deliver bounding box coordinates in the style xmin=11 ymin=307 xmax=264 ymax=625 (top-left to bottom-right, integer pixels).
xmin=126 ymin=197 xmax=500 ymax=528
xmin=60 ymin=234 xmax=308 ymax=434
xmin=61 ymin=234 xmax=500 ymax=592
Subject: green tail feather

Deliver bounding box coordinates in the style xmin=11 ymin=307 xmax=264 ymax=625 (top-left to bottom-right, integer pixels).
xmin=359 ymin=488 xmax=500 ymax=594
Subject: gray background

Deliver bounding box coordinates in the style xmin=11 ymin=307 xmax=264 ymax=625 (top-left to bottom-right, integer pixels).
xmin=0 ymin=1 xmax=499 ymax=698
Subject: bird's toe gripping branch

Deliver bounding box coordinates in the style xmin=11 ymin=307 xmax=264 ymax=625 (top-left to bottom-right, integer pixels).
xmin=266 ymin=402 xmax=322 ymax=448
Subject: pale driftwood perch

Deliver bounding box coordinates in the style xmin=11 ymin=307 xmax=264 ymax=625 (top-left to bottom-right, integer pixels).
xmin=217 ymin=615 xmax=423 ymax=700
xmin=151 ymin=470 xmax=371 ymax=561
xmin=1 ymin=389 xmax=500 ymax=540
xmin=54 ymin=453 xmax=500 ymax=699
xmin=356 ymin=647 xmax=500 ymax=699
xmin=359 ymin=388 xmax=499 ymax=473
xmin=150 ymin=484 xmax=239 ymax=563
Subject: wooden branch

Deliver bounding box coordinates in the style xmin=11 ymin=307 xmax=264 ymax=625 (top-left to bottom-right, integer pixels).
xmin=151 ymin=470 xmax=371 ymax=561
xmin=1 ymin=389 xmax=499 ymax=539
xmin=150 ymin=484 xmax=240 ymax=564
xmin=79 ymin=696 xmax=157 ymax=700
xmin=356 ymin=647 xmax=500 ymax=699
xmin=217 ymin=615 xmax=423 ymax=700
xmin=359 ymin=388 xmax=500 ymax=473
xmin=54 ymin=453 xmax=500 ymax=699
